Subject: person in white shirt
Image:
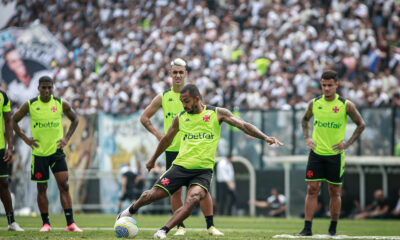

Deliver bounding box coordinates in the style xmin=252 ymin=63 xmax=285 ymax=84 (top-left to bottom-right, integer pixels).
xmin=249 ymin=188 xmax=286 ymax=217
xmin=216 ymin=155 xmax=236 ymax=215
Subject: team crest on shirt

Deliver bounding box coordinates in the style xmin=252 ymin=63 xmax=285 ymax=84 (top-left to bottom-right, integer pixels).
xmin=161 ymin=177 xmax=170 ymax=186
xmin=332 ymin=106 xmax=339 ymax=113
xmin=51 ymin=106 xmax=57 ymax=112
xmin=203 ymin=115 xmax=210 ymax=122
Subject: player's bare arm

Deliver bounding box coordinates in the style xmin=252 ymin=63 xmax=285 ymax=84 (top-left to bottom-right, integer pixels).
xmin=217 ymin=107 xmax=283 ymax=145
xmin=3 ymin=111 xmax=14 ymax=163
xmin=332 ymin=101 xmax=365 ymax=152
xmin=302 ymin=100 xmax=316 ymax=151
xmin=57 ymin=101 xmax=79 ymax=149
xmin=12 ymin=102 xmax=39 ymax=148
xmin=140 ymin=94 xmax=164 ymax=141
xmin=146 ymin=115 xmax=180 ymax=172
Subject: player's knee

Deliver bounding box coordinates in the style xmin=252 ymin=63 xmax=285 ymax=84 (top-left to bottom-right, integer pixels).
xmin=58 ymin=181 xmax=69 ymax=192
xmin=328 ymin=186 xmax=341 ymax=198
xmin=187 ymin=192 xmax=202 ymax=205
xmin=37 ymin=183 xmax=48 ymax=193
xmin=307 ymin=184 xmax=319 ymax=195
xmin=141 ymin=190 xmax=153 ymax=202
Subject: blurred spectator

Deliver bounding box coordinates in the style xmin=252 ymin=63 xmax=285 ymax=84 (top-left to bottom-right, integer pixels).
xmin=354 ymin=189 xmax=390 ymax=219
xmin=216 ymin=155 xmax=236 ymax=216
xmin=249 ymin=188 xmax=286 ymax=217
xmin=117 ymin=162 xmax=145 ymax=213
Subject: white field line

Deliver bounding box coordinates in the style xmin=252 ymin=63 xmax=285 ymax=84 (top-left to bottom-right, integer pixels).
xmin=1 ymin=227 xmax=277 ymax=232
xmin=3 ymin=227 xmax=399 ymax=239
xmin=273 ymin=234 xmax=400 ymax=240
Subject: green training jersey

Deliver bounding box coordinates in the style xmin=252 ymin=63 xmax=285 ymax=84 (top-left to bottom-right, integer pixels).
xmin=173 ymin=106 xmax=221 ymax=170
xmin=312 ymin=94 xmax=348 ymax=156
xmin=161 ymin=88 xmax=183 ymax=152
xmin=0 ymin=90 xmax=11 ymax=150
xmin=28 ymin=95 xmax=64 ymax=156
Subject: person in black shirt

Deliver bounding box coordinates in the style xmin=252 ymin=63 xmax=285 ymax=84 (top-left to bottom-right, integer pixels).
xmin=354 ymin=189 xmax=389 ymax=219
xmin=117 ymin=162 xmax=144 ymax=213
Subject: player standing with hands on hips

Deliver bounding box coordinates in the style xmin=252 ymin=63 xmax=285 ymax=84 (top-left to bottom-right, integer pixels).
xmin=12 ymin=76 xmax=82 ymax=232
xmin=0 ymin=89 xmax=24 ymax=231
xmin=298 ymin=70 xmax=365 ymax=236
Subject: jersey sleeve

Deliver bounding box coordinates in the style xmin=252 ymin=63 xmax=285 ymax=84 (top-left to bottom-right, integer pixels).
xmin=1 ymin=91 xmax=11 ymax=112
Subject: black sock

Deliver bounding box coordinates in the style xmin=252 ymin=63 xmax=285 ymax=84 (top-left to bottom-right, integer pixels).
xmin=161 ymin=226 xmax=170 ymax=233
xmin=304 ymin=220 xmax=312 ymax=230
xmin=177 ymin=222 xmax=185 ymax=228
xmin=205 ymin=215 xmax=214 ymax=229
xmin=41 ymin=213 xmax=50 ymax=225
xmin=128 ymin=205 xmax=137 ymax=214
xmin=64 ymin=208 xmax=74 ymax=225
xmin=329 ymin=221 xmax=337 ymax=232
xmin=6 ymin=212 xmax=15 ymax=225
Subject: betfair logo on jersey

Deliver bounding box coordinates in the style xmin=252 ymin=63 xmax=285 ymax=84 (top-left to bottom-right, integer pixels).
xmin=183 ymin=133 xmax=214 ymax=141
xmin=33 ymin=121 xmax=60 ymax=129
xmin=314 ymin=120 xmax=342 ymax=129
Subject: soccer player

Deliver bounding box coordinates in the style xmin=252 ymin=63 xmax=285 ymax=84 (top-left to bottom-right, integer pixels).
xmin=12 ymin=76 xmax=83 ymax=232
xmin=119 ymin=84 xmax=283 ymax=239
xmin=0 ymin=89 xmax=24 ymax=231
xmin=298 ymin=70 xmax=365 ymax=236
xmin=139 ymin=58 xmax=223 ymax=236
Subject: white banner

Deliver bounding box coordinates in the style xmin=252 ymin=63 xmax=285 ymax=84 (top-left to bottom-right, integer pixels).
xmin=98 ymin=111 xmax=163 ymax=213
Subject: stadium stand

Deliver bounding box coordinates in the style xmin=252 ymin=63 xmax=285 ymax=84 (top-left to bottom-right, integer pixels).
xmin=4 ymin=0 xmax=400 ymax=114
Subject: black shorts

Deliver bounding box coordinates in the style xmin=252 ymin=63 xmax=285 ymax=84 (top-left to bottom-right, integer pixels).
xmin=31 ymin=149 xmax=68 ymax=182
xmin=165 ymin=151 xmax=179 ymax=170
xmin=305 ymin=151 xmax=345 ymax=184
xmin=154 ymin=165 xmax=213 ymax=196
xmin=0 ymin=149 xmax=9 ymax=178
xmin=119 ymin=191 xmax=136 ymax=201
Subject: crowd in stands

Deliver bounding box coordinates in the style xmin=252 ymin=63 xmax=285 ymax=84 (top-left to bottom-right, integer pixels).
xmin=5 ymin=0 xmax=400 ymax=114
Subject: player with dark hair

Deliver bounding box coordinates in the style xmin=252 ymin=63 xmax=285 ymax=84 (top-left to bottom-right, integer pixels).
xmin=139 ymin=58 xmax=223 ymax=236
xmin=12 ymin=76 xmax=82 ymax=232
xmin=0 ymin=89 xmax=23 ymax=231
xmin=119 ymin=84 xmax=283 ymax=239
xmin=298 ymin=70 xmax=365 ymax=236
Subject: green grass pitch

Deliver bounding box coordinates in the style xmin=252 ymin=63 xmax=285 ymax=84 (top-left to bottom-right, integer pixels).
xmin=1 ymin=214 xmax=399 ymax=239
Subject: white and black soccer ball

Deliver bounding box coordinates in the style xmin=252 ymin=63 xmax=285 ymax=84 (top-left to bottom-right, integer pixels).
xmin=114 ymin=216 xmax=139 ymax=238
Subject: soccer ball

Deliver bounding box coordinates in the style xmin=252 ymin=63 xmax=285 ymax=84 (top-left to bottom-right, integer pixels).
xmin=114 ymin=216 xmax=139 ymax=238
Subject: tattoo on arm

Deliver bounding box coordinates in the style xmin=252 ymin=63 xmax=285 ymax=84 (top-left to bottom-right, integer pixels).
xmin=219 ymin=108 xmax=267 ymax=140
xmin=143 ymin=119 xmax=153 ymax=128
xmin=346 ymin=102 xmax=365 ymax=146
xmin=241 ymin=122 xmax=268 ymax=140
xmin=301 ymin=101 xmax=313 ymax=139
